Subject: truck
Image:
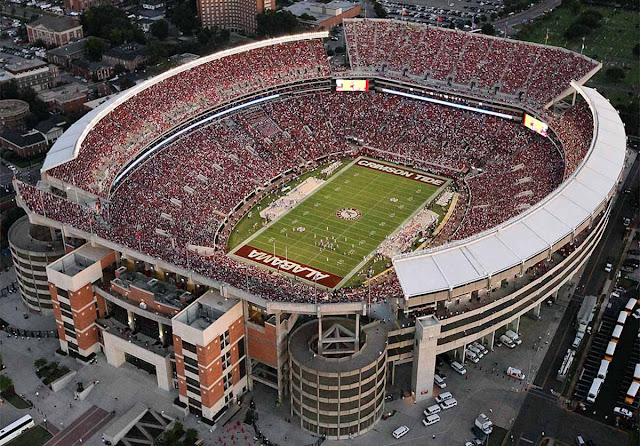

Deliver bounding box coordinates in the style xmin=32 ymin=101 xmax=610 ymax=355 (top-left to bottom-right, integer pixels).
xmin=505 ymin=330 xmax=522 ymax=345
xmin=475 ymin=413 xmax=493 ymax=434
xmin=575 ymin=295 xmax=598 ymax=335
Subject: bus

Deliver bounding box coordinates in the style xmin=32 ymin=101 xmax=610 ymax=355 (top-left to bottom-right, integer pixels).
xmin=611 ymin=324 xmax=623 ymax=342
xmin=617 ymin=311 xmax=628 ymax=326
xmin=624 ymin=381 xmax=639 ymax=405
xmin=604 ymin=341 xmax=617 ymax=361
xmin=0 ymin=415 xmax=34 ymax=446
xmin=634 ymin=363 xmax=640 ymax=384
xmin=625 ymin=298 xmax=637 ymax=314
xmin=587 ymin=378 xmax=604 ymax=403
xmin=597 ymin=359 xmax=610 ymax=380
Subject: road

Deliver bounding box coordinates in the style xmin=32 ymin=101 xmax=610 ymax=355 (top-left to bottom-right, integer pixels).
xmin=493 ymin=0 xmax=562 ymax=37
xmin=510 ymin=156 xmax=639 ymax=446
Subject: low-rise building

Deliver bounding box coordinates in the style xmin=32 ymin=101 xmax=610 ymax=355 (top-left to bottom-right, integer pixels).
xmin=0 ymin=58 xmax=51 ymax=92
xmin=103 ymin=44 xmax=147 ymax=71
xmin=72 ymin=59 xmax=114 ymax=81
xmin=47 ymin=39 xmax=87 ymax=68
xmin=284 ymin=0 xmax=361 ymax=31
xmin=142 ymin=0 xmax=165 ymax=9
xmin=0 ymin=127 xmax=48 ymax=157
xmin=26 ymin=16 xmax=84 ymax=47
xmin=38 ymin=83 xmax=89 ymax=115
xmin=35 ymin=115 xmax=67 ymax=145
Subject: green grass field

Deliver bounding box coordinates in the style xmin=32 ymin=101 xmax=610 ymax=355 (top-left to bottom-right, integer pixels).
xmin=6 ymin=426 xmax=52 ymax=446
xmin=515 ymin=4 xmax=639 ymax=136
xmin=231 ymin=157 xmax=448 ymax=288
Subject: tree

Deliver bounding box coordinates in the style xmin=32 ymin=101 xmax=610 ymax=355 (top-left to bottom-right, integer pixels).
xmin=327 ymin=48 xmax=335 ymax=56
xmin=634 ymin=43 xmax=640 ymax=57
xmin=0 ymin=375 xmax=12 ymax=393
xmin=34 ymin=358 xmax=48 ymax=369
xmin=564 ymin=22 xmax=590 ymax=40
xmin=167 ymin=0 xmax=200 ymax=36
xmin=372 ymin=0 xmax=387 ymax=18
xmin=151 ymin=19 xmax=169 ymax=40
xmin=120 ymin=77 xmax=136 ymax=90
xmin=605 ymin=67 xmax=625 ymax=82
xmin=82 ymin=6 xmax=146 ymax=45
xmin=0 ymin=80 xmax=19 ymax=100
xmin=184 ymin=428 xmax=198 ymax=445
xmin=256 ymin=10 xmax=300 ymax=37
xmin=481 ymin=23 xmax=495 ymax=36
xmin=299 ymin=13 xmax=316 ymax=21
xmin=85 ymin=37 xmax=106 ymax=62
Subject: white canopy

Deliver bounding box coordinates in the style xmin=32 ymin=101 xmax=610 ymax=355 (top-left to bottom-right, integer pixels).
xmin=394 ymin=85 xmax=627 ymax=298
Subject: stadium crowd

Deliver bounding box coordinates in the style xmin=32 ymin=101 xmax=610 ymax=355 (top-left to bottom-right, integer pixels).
xmin=47 ymin=39 xmax=330 ymax=198
xmin=344 ymin=19 xmax=598 ymax=107
xmin=18 ymin=88 xmax=596 ymax=303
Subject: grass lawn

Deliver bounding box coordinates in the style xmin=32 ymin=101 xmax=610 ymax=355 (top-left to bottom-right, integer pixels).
xmin=3 ymin=393 xmax=31 ymax=409
xmin=487 ymin=426 xmax=508 ymax=446
xmin=5 ymin=425 xmax=51 ymax=446
xmin=231 ymin=157 xmax=448 ymax=288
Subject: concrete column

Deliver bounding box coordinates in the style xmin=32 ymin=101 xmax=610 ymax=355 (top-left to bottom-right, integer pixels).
xmin=275 ymin=313 xmax=283 ymax=402
xmin=127 ymin=309 xmax=135 ymax=330
xmin=158 ymin=322 xmax=165 ymax=343
xmin=529 ymin=303 xmax=541 ymax=319
xmin=391 ymin=361 xmax=396 ymax=385
xmin=355 ymin=313 xmax=360 ymax=352
xmin=489 ymin=331 xmax=495 ymax=351
xmin=514 ymin=316 xmax=520 ymax=333
xmin=317 ymin=316 xmax=323 ymax=355
xmin=411 ymin=315 xmax=441 ymax=403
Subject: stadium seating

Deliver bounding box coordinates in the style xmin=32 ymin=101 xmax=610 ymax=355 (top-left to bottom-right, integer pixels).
xmin=47 ymin=39 xmax=330 ymax=198
xmin=343 ymin=19 xmax=598 ymax=107
xmin=20 ymin=91 xmax=594 ymax=304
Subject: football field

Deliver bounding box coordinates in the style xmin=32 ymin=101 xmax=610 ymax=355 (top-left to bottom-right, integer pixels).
xmin=230 ymin=157 xmax=449 ymax=288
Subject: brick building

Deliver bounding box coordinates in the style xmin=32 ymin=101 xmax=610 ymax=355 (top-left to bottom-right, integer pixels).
xmin=38 ymin=83 xmax=89 ymax=115
xmin=26 ymin=16 xmax=84 ymax=47
xmin=196 ymin=0 xmax=275 ymax=33
xmin=47 ymin=39 xmax=87 ymax=68
xmin=0 ymin=127 xmax=48 ymax=157
xmin=103 ymin=44 xmax=148 ymax=72
xmin=72 ymin=60 xmax=114 ymax=81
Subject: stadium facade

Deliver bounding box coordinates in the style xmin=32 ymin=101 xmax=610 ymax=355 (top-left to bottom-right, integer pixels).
xmin=12 ymin=21 xmax=627 ymax=439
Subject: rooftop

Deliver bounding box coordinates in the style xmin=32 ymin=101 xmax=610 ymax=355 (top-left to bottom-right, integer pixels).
xmin=174 ymin=290 xmax=237 ymax=331
xmin=8 ymin=215 xmax=65 ymax=253
xmin=285 ymin=0 xmax=359 ymax=25
xmin=0 ymin=99 xmax=29 ymax=117
xmin=112 ymin=268 xmax=192 ymax=311
xmin=28 ymin=16 xmax=81 ymax=32
xmin=0 ymin=127 xmax=45 ymax=147
xmin=47 ymin=39 xmax=88 ymax=57
xmin=49 ymin=244 xmax=111 ymax=277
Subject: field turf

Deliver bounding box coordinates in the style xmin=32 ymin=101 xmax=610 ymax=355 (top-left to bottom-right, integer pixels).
xmin=231 ymin=157 xmax=448 ymax=288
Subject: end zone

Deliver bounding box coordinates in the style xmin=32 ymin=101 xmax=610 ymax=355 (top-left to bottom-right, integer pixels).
xmin=232 ymin=244 xmax=343 ymax=288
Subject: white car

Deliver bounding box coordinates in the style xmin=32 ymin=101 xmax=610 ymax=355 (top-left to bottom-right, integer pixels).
xmin=473 ymin=342 xmax=488 ymax=355
xmin=614 ymin=407 xmax=632 ymax=418
xmin=451 ymin=361 xmax=467 ymax=375
xmin=435 ymin=391 xmax=453 ymax=404
xmin=422 ymin=413 xmax=440 ymax=426
xmin=434 ymin=374 xmax=446 ymax=389
xmin=632 ymin=308 xmax=640 ymax=320
xmin=465 ymin=350 xmax=479 ymax=363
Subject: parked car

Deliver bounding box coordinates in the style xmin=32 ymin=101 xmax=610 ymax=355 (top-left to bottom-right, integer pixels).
xmin=614 ymin=406 xmax=632 ymax=418
xmin=451 ymin=361 xmax=467 ymax=375
xmin=506 ymin=367 xmax=525 ymax=380
xmin=435 ymin=392 xmax=453 ymax=404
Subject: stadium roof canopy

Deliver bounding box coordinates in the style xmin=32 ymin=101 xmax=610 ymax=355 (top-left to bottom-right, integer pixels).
xmin=393 ymin=84 xmax=627 ymax=299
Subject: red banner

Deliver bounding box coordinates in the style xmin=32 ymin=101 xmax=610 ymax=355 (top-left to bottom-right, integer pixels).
xmin=233 ymin=244 xmax=343 ymax=288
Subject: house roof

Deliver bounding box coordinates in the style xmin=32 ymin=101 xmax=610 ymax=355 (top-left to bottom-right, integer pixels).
xmin=35 ymin=115 xmax=66 ymax=133
xmin=47 ymin=39 xmax=87 ymax=57
xmin=28 ymin=16 xmax=81 ymax=33
xmin=104 ymin=44 xmax=146 ymax=62
xmin=1 ymin=127 xmax=45 ymax=147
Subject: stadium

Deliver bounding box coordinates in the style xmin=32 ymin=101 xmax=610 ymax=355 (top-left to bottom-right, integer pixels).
xmin=13 ymin=19 xmax=627 ymax=439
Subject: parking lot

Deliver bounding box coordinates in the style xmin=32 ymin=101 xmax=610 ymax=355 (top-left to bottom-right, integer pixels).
xmin=320 ymin=288 xmax=570 ymax=446
xmin=379 ymin=0 xmax=504 ymax=29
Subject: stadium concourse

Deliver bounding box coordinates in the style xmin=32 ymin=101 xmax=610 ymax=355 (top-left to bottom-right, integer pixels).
xmin=8 ymin=19 xmax=628 ymax=440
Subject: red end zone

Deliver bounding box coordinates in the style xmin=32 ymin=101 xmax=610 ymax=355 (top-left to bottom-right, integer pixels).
xmin=234 ymin=244 xmax=343 ymax=288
